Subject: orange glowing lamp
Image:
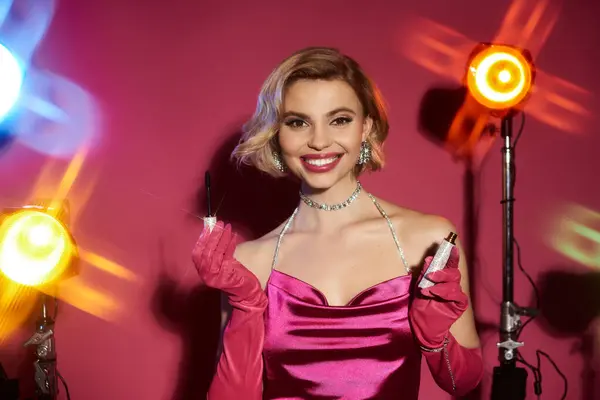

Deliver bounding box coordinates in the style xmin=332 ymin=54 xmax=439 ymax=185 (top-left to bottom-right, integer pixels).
xmin=465 ymin=43 xmax=535 ymax=116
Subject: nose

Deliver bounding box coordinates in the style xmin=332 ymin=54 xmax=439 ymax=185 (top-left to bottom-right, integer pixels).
xmin=307 ymin=125 xmax=332 ymax=151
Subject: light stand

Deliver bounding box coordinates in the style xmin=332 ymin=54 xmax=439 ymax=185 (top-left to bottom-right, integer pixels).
xmin=461 ymin=42 xmax=536 ymax=399
xmin=490 ymin=112 xmax=529 ymax=399
xmin=0 ymin=200 xmax=77 ymax=400
xmin=23 ymin=294 xmax=59 ymax=400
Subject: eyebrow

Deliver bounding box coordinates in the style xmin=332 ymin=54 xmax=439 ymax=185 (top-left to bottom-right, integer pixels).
xmin=282 ymin=107 xmax=357 ymax=120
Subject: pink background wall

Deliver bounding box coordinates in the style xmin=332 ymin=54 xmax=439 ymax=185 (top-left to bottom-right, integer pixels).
xmin=1 ymin=0 xmax=599 ymax=399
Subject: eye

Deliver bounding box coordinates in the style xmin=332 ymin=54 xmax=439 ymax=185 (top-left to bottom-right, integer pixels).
xmin=331 ymin=116 xmax=353 ymax=126
xmin=284 ymin=119 xmax=308 ymax=129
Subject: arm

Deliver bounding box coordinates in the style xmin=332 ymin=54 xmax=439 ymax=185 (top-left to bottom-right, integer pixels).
xmin=209 ymin=285 xmax=266 ymax=400
xmin=409 ymin=218 xmax=484 ymax=396
xmin=449 ymin=232 xmax=480 ymax=348
xmin=193 ymin=222 xmax=267 ymax=400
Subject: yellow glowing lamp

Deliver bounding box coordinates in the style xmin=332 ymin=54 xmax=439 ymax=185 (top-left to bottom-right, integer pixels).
xmin=465 ymin=43 xmax=535 ymax=114
xmin=0 ymin=205 xmax=77 ymax=287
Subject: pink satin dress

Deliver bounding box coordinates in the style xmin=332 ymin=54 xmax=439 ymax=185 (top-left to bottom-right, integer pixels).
xmin=263 ymin=198 xmax=422 ymax=400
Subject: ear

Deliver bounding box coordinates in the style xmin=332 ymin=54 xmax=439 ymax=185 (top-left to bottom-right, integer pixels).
xmin=362 ymin=116 xmax=373 ymax=141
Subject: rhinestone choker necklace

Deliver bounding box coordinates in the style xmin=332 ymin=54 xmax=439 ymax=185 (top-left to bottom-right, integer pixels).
xmin=299 ymin=181 xmax=362 ymax=211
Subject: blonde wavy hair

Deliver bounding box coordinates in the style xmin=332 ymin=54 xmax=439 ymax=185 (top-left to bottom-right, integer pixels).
xmin=231 ymin=47 xmax=389 ymax=177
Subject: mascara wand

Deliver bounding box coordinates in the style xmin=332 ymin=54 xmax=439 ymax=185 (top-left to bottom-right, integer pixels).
xmin=206 ymin=171 xmax=213 ymax=217
xmin=204 ymin=171 xmax=217 ymax=231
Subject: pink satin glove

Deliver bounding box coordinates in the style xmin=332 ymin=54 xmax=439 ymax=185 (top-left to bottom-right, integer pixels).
xmin=192 ymin=221 xmax=267 ymax=400
xmin=409 ymin=246 xmax=483 ymax=396
xmin=193 ymin=221 xmax=266 ymax=309
xmin=410 ymin=246 xmax=468 ymax=348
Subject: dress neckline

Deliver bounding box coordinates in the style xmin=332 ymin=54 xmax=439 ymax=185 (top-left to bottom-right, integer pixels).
xmin=268 ymin=269 xmax=412 ymax=308
xmin=269 ymin=190 xmax=412 ymax=308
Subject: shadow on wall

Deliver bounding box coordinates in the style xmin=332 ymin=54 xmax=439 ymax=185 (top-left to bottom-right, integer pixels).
xmin=192 ymin=125 xmax=298 ymax=239
xmin=417 ymin=85 xmax=468 ymax=149
xmin=151 ymin=125 xmax=298 ymax=399
xmin=416 ymin=83 xmax=498 ymax=400
xmin=537 ymin=268 xmax=600 ymax=400
xmin=151 ymin=240 xmax=221 ymax=400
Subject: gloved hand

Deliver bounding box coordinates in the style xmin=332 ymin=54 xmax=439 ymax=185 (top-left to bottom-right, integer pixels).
xmin=409 ymin=246 xmax=483 ymax=396
xmin=192 ymin=221 xmax=267 ymax=400
xmin=193 ymin=221 xmax=266 ymax=309
xmin=410 ymin=246 xmax=468 ymax=348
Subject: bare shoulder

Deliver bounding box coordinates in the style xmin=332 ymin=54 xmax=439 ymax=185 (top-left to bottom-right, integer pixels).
xmin=233 ymin=224 xmax=283 ymax=289
xmin=399 ymin=208 xmax=456 ymax=243
xmin=373 ymin=197 xmax=456 ymax=236
xmin=370 ymin=196 xmax=458 ymax=262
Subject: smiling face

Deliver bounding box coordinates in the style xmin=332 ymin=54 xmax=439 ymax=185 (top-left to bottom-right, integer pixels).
xmin=278 ymin=79 xmax=373 ymax=190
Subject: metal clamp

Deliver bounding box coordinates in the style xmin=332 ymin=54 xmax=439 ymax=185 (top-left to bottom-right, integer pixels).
xmin=497 ymin=338 xmax=524 ymax=360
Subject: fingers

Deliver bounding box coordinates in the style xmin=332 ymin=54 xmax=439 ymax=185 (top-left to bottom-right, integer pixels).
xmin=419 ymin=256 xmax=433 ymax=279
xmin=210 ymin=224 xmax=233 ymax=271
xmin=425 ymin=268 xmax=461 ymax=284
xmin=421 ymin=282 xmax=468 ymax=308
xmin=195 ymin=220 xmax=224 ymax=248
xmin=420 ymin=246 xmax=460 ymax=277
xmin=206 ymin=220 xmax=225 ymax=236
xmin=419 ymin=267 xmax=464 ymax=304
xmin=421 ymin=256 xmax=433 ymax=267
xmin=426 ymin=282 xmax=465 ymax=301
xmin=197 ymin=222 xmax=226 ymax=263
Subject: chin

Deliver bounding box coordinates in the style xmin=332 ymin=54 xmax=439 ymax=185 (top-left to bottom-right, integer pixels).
xmin=301 ymin=174 xmax=340 ymax=191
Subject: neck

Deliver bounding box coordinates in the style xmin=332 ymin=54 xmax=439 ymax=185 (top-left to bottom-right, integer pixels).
xmin=296 ymin=175 xmax=367 ymax=231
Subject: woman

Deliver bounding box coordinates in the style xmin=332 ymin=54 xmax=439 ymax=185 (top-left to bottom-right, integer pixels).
xmin=193 ymin=47 xmax=484 ymax=399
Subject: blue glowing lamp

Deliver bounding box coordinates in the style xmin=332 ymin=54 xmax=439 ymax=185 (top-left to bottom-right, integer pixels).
xmin=0 ymin=42 xmax=24 ymax=124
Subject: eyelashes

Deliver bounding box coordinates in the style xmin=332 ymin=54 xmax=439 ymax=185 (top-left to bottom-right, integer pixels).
xmin=283 ymin=116 xmax=353 ymax=129
xmin=331 ymin=117 xmax=353 ymax=126
xmin=284 ymin=119 xmax=307 ymax=129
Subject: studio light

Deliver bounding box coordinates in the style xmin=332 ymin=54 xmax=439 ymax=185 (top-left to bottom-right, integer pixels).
xmin=0 ymin=207 xmax=76 ymax=287
xmin=465 ymin=43 xmax=535 ymax=116
xmin=0 ymin=200 xmax=78 ymax=400
xmin=0 ymin=42 xmax=24 ymax=124
xmin=464 ymin=43 xmax=537 ymax=400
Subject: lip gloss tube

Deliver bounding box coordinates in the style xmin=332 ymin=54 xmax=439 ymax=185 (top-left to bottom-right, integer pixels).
xmin=418 ymin=232 xmax=458 ymax=289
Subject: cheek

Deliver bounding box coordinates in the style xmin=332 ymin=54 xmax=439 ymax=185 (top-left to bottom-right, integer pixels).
xmin=278 ymin=130 xmax=303 ymax=155
xmin=337 ymin=129 xmax=364 ymax=153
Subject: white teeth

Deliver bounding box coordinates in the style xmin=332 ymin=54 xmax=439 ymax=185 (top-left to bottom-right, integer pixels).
xmin=304 ymin=156 xmax=339 ymax=166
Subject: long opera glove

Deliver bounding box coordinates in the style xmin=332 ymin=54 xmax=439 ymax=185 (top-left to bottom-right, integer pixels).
xmin=192 ymin=221 xmax=267 ymax=400
xmin=409 ymin=247 xmax=484 ymax=396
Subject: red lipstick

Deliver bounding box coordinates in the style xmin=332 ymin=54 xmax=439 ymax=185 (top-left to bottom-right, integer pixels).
xmin=300 ymin=153 xmax=343 ymax=173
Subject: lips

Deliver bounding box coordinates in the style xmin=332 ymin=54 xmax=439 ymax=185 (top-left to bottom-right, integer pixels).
xmin=300 ymin=153 xmax=343 ymax=173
